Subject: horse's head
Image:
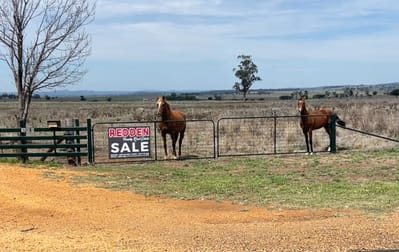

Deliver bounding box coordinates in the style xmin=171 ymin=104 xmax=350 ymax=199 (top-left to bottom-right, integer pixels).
xmin=156 ymin=96 xmax=169 ymax=117
xmin=297 ymin=98 xmax=306 ymax=113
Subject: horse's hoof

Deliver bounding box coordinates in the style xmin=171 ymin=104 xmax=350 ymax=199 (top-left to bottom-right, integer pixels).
xmin=173 ymin=156 xmax=178 ymax=160
xmin=163 ymin=155 xmax=168 ymax=159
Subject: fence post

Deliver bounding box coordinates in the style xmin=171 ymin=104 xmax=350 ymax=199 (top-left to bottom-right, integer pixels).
xmin=216 ymin=119 xmax=221 ymax=158
xmin=212 ymin=120 xmax=216 ymax=159
xmin=74 ymin=119 xmax=81 ymax=165
xmin=87 ymin=118 xmax=93 ymax=164
xmin=154 ymin=121 xmax=158 ymax=161
xmin=19 ymin=119 xmax=28 ymax=163
xmin=273 ymin=112 xmax=277 ymax=154
xmin=330 ymin=114 xmax=337 ymax=153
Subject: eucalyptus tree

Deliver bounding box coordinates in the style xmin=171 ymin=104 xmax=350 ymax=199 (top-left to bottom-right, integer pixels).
xmin=233 ymin=55 xmax=262 ymax=100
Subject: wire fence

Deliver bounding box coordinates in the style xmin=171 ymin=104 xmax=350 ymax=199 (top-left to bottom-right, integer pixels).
xmin=2 ymin=115 xmax=398 ymax=164
xmin=216 ymin=115 xmax=333 ymax=157
xmin=91 ymin=116 xmax=338 ymax=164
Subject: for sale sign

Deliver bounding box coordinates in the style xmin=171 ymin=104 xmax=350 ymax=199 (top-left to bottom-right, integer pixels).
xmin=108 ymin=127 xmax=151 ymax=159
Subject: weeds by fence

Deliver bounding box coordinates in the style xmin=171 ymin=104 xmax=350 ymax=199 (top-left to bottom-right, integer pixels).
xmin=91 ymin=115 xmax=336 ymax=164
xmin=1 ymin=114 xmax=398 ymax=164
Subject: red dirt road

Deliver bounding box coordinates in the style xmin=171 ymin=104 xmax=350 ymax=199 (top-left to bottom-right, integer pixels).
xmin=1 ymin=164 xmax=398 ymax=251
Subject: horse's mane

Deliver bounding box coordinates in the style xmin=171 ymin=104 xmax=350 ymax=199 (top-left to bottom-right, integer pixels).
xmin=164 ymin=100 xmax=171 ymax=111
xmin=157 ymin=97 xmax=172 ymax=121
xmin=161 ymin=100 xmax=171 ymax=121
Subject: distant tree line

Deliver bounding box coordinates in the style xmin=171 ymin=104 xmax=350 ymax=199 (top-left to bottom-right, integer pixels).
xmin=0 ymin=93 xmax=59 ymax=100
xmin=390 ymin=89 xmax=399 ymax=96
xmin=1 ymin=93 xmax=18 ymax=99
xmin=279 ymin=88 xmax=384 ymax=100
xmin=1 ymin=93 xmax=42 ymax=99
xmin=166 ymin=93 xmax=198 ymax=101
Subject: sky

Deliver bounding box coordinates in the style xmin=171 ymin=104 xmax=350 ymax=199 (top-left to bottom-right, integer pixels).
xmin=2 ymin=0 xmax=399 ymax=92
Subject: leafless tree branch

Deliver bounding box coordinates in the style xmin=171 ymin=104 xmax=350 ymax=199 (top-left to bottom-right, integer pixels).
xmin=0 ymin=0 xmax=95 ymax=123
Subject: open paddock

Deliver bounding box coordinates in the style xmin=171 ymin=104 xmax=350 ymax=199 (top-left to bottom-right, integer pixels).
xmin=0 ymin=96 xmax=398 ymax=163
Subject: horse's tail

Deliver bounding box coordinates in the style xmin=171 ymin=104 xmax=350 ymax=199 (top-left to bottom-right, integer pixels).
xmin=336 ymin=116 xmax=346 ymax=127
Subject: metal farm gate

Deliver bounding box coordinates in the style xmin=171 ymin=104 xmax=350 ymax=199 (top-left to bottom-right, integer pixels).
xmin=91 ymin=120 xmax=215 ymax=164
xmin=0 ymin=119 xmax=92 ymax=164
xmin=216 ymin=115 xmax=336 ymax=157
xmin=216 ymin=115 xmax=399 ymax=157
xmin=91 ymin=115 xmax=339 ymax=164
xmin=2 ymin=115 xmax=397 ymax=165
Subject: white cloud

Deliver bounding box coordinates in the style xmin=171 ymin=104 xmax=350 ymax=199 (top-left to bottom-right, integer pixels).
xmin=3 ymin=0 xmax=399 ymax=92
xmin=96 ymin=0 xmax=228 ymax=17
xmin=85 ymin=0 xmax=399 ymax=89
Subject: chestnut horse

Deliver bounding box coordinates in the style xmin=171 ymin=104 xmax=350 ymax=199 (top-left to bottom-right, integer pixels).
xmin=297 ymin=98 xmax=345 ymax=154
xmin=156 ymin=96 xmax=186 ymax=159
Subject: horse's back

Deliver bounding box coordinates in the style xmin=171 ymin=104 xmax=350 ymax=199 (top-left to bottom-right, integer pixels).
xmin=310 ymin=108 xmax=331 ymax=116
xmin=307 ymin=110 xmax=331 ymax=129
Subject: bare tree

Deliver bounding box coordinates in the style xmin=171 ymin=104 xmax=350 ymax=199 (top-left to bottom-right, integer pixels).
xmin=0 ymin=0 xmax=95 ymax=124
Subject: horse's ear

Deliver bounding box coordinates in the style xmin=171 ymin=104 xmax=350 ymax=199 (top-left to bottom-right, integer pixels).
xmin=162 ymin=96 xmax=166 ymax=100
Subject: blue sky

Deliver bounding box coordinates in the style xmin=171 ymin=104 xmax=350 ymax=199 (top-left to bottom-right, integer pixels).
xmin=2 ymin=0 xmax=399 ymax=92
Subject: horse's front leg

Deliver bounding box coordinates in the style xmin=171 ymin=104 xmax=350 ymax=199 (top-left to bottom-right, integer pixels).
xmin=178 ymin=131 xmax=185 ymax=157
xmin=162 ymin=132 xmax=168 ymax=159
xmin=171 ymin=132 xmax=178 ymax=159
xmin=303 ymin=130 xmax=310 ymax=154
xmin=324 ymin=126 xmax=332 ymax=152
xmin=309 ymin=130 xmax=314 ymax=154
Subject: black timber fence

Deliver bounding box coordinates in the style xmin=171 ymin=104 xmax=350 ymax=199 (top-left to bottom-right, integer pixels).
xmin=0 ymin=119 xmax=93 ymax=165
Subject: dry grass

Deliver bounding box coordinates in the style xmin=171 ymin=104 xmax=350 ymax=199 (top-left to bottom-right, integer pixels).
xmin=1 ymin=96 xmax=398 ymax=162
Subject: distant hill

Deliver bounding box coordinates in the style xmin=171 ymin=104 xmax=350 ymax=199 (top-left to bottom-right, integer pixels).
xmin=36 ymin=82 xmax=399 ymax=98
xmin=38 ymin=90 xmax=136 ymax=97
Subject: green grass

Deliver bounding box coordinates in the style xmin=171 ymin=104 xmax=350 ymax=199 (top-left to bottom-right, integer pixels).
xmin=60 ymin=149 xmax=399 ymax=213
xmin=4 ymin=149 xmax=398 ymax=213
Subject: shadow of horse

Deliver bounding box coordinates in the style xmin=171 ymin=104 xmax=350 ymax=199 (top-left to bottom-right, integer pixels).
xmin=297 ymin=98 xmax=345 ymax=154
xmin=156 ymin=96 xmax=186 ymax=159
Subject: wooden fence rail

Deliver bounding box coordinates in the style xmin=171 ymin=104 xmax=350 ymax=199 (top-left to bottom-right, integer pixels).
xmin=0 ymin=119 xmax=93 ymax=165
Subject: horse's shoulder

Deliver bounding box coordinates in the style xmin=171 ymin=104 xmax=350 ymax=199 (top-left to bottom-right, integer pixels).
xmin=158 ymin=122 xmax=168 ymax=131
